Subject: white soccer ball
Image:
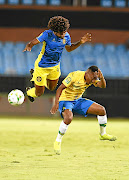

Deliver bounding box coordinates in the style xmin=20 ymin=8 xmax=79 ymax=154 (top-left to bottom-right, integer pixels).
xmin=8 ymin=89 xmax=25 ymax=106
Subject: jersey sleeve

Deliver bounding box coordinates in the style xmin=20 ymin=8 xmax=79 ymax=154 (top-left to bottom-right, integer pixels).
xmin=66 ymin=34 xmax=71 ymax=46
xmin=36 ymin=31 xmax=48 ymax=43
xmin=62 ymin=72 xmax=74 ymax=87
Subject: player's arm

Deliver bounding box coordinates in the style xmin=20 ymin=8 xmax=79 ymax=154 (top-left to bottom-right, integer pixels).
xmin=23 ymin=38 xmax=40 ymax=52
xmin=50 ymin=83 xmax=66 ymax=114
xmin=65 ymin=33 xmax=91 ymax=52
xmin=94 ymin=69 xmax=106 ymax=88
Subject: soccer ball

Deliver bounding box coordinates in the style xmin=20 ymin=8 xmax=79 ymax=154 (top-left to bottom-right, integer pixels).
xmin=8 ymin=89 xmax=25 ymax=106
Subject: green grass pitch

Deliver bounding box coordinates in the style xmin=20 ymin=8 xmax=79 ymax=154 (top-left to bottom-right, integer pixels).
xmin=0 ymin=117 xmax=129 ymax=180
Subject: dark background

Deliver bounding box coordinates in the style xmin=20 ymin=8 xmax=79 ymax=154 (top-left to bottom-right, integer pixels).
xmin=0 ymin=9 xmax=129 ymax=30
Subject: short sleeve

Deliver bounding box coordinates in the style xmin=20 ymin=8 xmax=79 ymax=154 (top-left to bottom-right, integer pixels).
xmin=36 ymin=31 xmax=48 ymax=43
xmin=62 ymin=72 xmax=73 ymax=87
xmin=66 ymin=34 xmax=71 ymax=46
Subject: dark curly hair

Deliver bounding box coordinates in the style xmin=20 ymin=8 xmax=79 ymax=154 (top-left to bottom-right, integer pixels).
xmin=48 ymin=16 xmax=70 ymax=33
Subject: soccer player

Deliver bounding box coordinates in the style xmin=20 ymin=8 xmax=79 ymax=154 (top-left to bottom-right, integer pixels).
xmin=23 ymin=16 xmax=91 ymax=102
xmin=50 ymin=66 xmax=117 ymax=155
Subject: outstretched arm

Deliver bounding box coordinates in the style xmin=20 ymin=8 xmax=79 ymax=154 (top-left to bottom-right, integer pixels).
xmin=50 ymin=83 xmax=66 ymax=114
xmin=65 ymin=33 xmax=91 ymax=52
xmin=23 ymin=38 xmax=40 ymax=52
xmin=94 ymin=69 xmax=106 ymax=88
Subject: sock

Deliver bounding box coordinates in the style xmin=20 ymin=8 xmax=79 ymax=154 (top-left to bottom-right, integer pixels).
xmin=27 ymin=87 xmax=37 ymax=98
xmin=97 ymin=115 xmax=107 ymax=136
xmin=100 ymin=124 xmax=106 ymax=136
xmin=56 ymin=121 xmax=69 ymax=142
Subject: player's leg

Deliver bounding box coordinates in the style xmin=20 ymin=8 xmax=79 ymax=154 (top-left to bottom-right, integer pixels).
xmin=47 ymin=79 xmax=59 ymax=91
xmin=54 ymin=101 xmax=74 ymax=155
xmin=29 ymin=68 xmax=34 ymax=86
xmin=87 ymin=102 xmax=117 ymax=141
xmin=73 ymin=99 xmax=116 ymax=141
xmin=26 ymin=66 xmax=47 ymax=102
xmin=26 ymin=84 xmax=45 ymax=102
xmin=46 ymin=63 xmax=61 ymax=91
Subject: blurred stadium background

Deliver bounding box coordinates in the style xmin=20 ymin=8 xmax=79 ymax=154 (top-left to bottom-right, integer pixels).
xmin=0 ymin=0 xmax=129 ymax=117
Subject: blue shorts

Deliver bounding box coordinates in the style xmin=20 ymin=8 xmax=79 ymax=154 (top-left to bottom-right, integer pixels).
xmin=59 ymin=98 xmax=94 ymax=118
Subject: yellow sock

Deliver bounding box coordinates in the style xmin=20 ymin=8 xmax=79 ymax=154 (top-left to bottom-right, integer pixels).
xmin=27 ymin=87 xmax=37 ymax=98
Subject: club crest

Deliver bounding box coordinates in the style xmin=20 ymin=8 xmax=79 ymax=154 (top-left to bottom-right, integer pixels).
xmin=36 ymin=76 xmax=42 ymax=82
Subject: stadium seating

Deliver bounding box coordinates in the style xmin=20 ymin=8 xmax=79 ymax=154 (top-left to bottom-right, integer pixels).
xmin=3 ymin=50 xmax=17 ymax=75
xmin=114 ymin=0 xmax=126 ymax=7
xmin=8 ymin=0 xmax=19 ymax=5
xmin=0 ymin=0 xmax=5 ymax=4
xmin=61 ymin=49 xmax=73 ymax=75
xmin=36 ymin=0 xmax=47 ymax=5
xmin=0 ymin=52 xmax=4 ymax=74
xmin=100 ymin=0 xmax=112 ymax=7
xmin=0 ymin=41 xmax=3 ymax=49
xmin=49 ymin=0 xmax=61 ymax=6
xmin=21 ymin=0 xmax=33 ymax=5
xmin=0 ymin=41 xmax=129 ymax=78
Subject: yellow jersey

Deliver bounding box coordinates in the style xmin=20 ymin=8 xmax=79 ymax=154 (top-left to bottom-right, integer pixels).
xmin=59 ymin=71 xmax=98 ymax=101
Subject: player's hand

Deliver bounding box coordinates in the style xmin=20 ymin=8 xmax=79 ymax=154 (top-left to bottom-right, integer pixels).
xmin=80 ymin=33 xmax=92 ymax=44
xmin=98 ymin=69 xmax=104 ymax=79
xmin=23 ymin=44 xmax=32 ymax=52
xmin=50 ymin=103 xmax=59 ymax=114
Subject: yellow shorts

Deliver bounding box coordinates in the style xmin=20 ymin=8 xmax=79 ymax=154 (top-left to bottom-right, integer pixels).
xmin=31 ymin=60 xmax=61 ymax=86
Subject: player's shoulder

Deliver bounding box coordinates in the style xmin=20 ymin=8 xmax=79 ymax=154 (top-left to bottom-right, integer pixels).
xmin=65 ymin=32 xmax=71 ymax=38
xmin=42 ymin=29 xmax=53 ymax=36
xmin=66 ymin=71 xmax=74 ymax=77
xmin=74 ymin=70 xmax=84 ymax=75
xmin=68 ymin=70 xmax=84 ymax=78
xmin=73 ymin=71 xmax=85 ymax=79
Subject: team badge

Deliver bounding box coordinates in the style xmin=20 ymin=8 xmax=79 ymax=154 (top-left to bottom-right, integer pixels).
xmin=63 ymin=38 xmax=66 ymax=44
xmin=36 ymin=76 xmax=42 ymax=82
xmin=52 ymin=38 xmax=56 ymax=42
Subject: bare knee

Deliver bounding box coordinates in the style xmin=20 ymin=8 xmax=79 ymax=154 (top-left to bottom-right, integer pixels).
xmin=63 ymin=110 xmax=73 ymax=125
xmin=47 ymin=79 xmax=58 ymax=91
xmin=35 ymin=91 xmax=42 ymax=97
xmin=35 ymin=88 xmax=44 ymax=97
xmin=49 ymin=85 xmax=56 ymax=91
xmin=99 ymin=106 xmax=106 ymax=116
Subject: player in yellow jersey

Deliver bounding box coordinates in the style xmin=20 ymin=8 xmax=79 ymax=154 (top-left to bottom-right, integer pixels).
xmin=50 ymin=66 xmax=117 ymax=155
xmin=23 ymin=16 xmax=91 ymax=102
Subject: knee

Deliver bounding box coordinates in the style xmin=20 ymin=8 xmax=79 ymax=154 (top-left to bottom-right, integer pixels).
xmin=35 ymin=91 xmax=43 ymax=97
xmin=64 ymin=114 xmax=73 ymax=125
xmin=99 ymin=106 xmax=106 ymax=116
xmin=49 ymin=85 xmax=56 ymax=91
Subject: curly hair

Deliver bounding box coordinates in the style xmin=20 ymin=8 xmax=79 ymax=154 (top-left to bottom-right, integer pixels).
xmin=48 ymin=16 xmax=70 ymax=33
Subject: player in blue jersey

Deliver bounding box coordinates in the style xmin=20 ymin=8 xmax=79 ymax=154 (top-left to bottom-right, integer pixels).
xmin=23 ymin=16 xmax=91 ymax=102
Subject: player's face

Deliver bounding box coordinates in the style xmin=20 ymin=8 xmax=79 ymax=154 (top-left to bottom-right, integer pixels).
xmin=86 ymin=71 xmax=98 ymax=85
xmin=55 ymin=31 xmax=66 ymax=39
xmin=91 ymin=71 xmax=98 ymax=83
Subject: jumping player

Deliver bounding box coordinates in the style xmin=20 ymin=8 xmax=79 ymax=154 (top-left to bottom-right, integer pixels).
xmin=50 ymin=66 xmax=117 ymax=155
xmin=23 ymin=16 xmax=91 ymax=102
